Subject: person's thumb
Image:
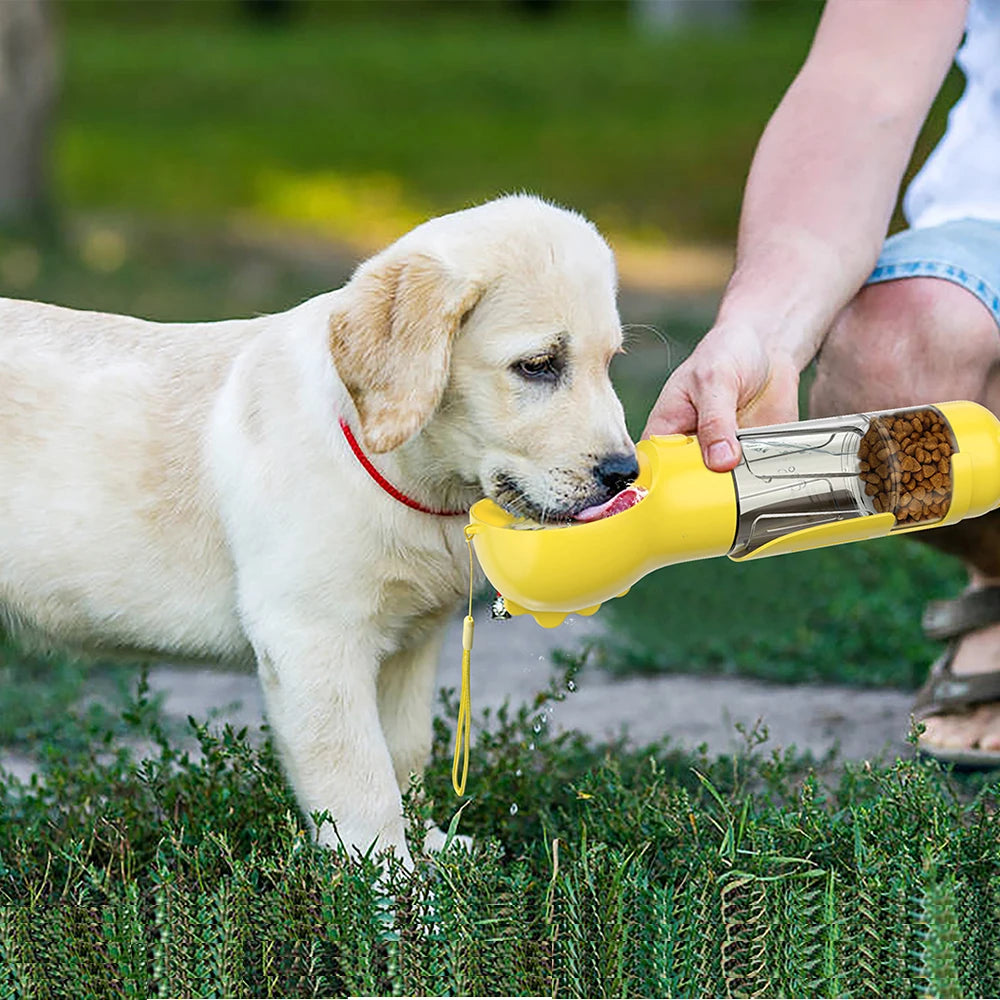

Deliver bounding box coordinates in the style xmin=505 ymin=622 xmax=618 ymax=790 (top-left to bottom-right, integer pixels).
xmin=694 ymin=377 xmax=742 ymax=472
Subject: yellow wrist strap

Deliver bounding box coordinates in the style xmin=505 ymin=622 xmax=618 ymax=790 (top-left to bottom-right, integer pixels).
xmin=452 ymin=532 xmax=476 ymax=795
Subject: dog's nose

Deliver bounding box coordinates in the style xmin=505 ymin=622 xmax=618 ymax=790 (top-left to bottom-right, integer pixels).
xmin=595 ymin=452 xmax=639 ymax=497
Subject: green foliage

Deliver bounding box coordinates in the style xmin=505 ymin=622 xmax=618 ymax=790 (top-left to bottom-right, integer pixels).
xmin=0 ymin=661 xmax=995 ymax=996
xmin=917 ymin=869 xmax=965 ymax=999
xmin=0 ymin=629 xmax=150 ymax=753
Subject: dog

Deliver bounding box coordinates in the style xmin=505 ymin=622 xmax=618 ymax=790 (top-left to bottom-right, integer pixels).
xmin=0 ymin=195 xmax=636 ymax=865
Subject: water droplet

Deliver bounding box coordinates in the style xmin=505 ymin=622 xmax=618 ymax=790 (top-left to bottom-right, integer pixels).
xmin=509 ymin=803 xmax=518 ymax=815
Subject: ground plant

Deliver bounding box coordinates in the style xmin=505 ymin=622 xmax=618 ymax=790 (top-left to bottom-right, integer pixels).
xmin=0 ymin=659 xmax=997 ymax=998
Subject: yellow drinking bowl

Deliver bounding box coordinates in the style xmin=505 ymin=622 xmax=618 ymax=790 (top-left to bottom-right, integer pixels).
xmin=466 ymin=434 xmax=739 ymax=627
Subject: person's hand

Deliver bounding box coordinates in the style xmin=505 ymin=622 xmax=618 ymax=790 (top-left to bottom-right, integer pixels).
xmin=642 ymin=322 xmax=802 ymax=471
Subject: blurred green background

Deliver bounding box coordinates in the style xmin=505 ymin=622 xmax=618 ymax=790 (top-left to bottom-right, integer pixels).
xmin=0 ymin=0 xmax=967 ymax=722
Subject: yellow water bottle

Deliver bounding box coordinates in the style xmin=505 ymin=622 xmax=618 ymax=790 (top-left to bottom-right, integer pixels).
xmin=466 ymin=401 xmax=1000 ymax=627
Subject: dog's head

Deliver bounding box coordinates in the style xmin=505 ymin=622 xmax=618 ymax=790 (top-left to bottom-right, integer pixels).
xmin=329 ymin=195 xmax=636 ymax=523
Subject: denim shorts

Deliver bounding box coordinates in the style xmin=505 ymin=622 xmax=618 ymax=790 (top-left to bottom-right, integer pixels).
xmin=866 ymin=218 xmax=1000 ymax=330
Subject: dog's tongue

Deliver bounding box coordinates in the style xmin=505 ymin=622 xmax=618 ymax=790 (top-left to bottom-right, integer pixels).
xmin=573 ymin=485 xmax=647 ymax=523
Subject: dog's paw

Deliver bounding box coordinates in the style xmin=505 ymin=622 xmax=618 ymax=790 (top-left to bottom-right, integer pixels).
xmin=423 ymin=822 xmax=474 ymax=854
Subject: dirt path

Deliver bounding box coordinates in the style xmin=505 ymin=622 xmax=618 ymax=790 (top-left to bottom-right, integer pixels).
xmin=133 ymin=610 xmax=913 ymax=769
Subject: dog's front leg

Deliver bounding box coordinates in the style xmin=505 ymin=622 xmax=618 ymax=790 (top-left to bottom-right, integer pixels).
xmin=377 ymin=620 xmax=447 ymax=793
xmin=376 ymin=620 xmax=471 ymax=853
xmin=253 ymin=629 xmax=412 ymax=868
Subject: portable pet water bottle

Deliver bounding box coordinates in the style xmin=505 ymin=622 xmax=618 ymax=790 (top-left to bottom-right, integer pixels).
xmin=464 ymin=401 xmax=1000 ymax=627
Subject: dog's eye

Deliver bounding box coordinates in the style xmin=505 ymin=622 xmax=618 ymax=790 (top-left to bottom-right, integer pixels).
xmin=514 ymin=355 xmax=559 ymax=381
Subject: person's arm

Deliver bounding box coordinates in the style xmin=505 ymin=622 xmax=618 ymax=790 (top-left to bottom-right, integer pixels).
xmin=643 ymin=0 xmax=967 ymax=470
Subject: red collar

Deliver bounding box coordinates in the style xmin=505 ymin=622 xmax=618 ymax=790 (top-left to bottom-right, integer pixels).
xmin=339 ymin=418 xmax=467 ymax=517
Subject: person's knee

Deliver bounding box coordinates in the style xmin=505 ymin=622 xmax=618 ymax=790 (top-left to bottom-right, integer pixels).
xmin=810 ymin=277 xmax=1000 ymax=417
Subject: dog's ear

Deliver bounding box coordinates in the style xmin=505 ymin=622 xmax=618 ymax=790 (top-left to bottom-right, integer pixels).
xmin=329 ymin=250 xmax=483 ymax=453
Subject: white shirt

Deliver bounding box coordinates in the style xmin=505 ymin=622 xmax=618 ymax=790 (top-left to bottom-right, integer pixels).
xmin=904 ymin=0 xmax=1000 ymax=228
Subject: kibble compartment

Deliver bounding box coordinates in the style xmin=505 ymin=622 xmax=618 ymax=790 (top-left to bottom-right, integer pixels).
xmin=858 ymin=407 xmax=955 ymax=526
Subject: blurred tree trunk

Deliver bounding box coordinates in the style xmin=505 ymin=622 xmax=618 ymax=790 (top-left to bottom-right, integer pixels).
xmin=0 ymin=0 xmax=57 ymax=227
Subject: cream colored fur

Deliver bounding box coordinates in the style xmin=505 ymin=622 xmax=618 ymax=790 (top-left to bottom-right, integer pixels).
xmin=0 ymin=195 xmax=632 ymax=865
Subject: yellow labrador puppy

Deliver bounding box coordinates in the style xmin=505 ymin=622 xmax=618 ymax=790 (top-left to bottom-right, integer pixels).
xmin=0 ymin=195 xmax=635 ymax=865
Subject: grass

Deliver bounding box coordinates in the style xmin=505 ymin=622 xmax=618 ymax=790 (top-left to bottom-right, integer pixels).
xmin=54 ymin=7 xmax=814 ymax=245
xmin=0 ymin=216 xmax=354 ymax=321
xmin=597 ymin=536 xmax=965 ymax=689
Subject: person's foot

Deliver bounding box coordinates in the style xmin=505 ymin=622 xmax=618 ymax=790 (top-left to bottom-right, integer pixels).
xmin=920 ymin=620 xmax=1000 ymax=751
xmin=917 ymin=580 xmax=1000 ymax=765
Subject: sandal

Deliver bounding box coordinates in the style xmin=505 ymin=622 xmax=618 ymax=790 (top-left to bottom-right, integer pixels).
xmin=914 ymin=586 xmax=1000 ymax=768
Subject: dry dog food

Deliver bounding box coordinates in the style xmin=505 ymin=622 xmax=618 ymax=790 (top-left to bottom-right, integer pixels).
xmin=858 ymin=407 xmax=955 ymax=526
